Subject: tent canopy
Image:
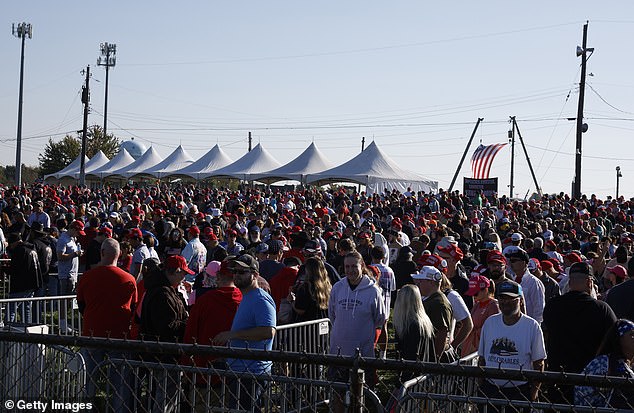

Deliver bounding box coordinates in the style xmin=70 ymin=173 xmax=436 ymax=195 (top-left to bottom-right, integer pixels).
xmin=44 ymin=154 xmax=89 ymax=181
xmin=203 ymin=143 xmax=282 ymax=180
xmin=133 ymin=145 xmax=194 ymax=179
xmin=87 ymin=148 xmax=136 ymax=180
xmin=65 ymin=151 xmax=110 ymax=179
xmin=168 ymin=144 xmax=233 ymax=180
xmin=107 ymin=147 xmax=164 ymax=179
xmin=306 ymin=141 xmax=438 ymax=194
xmin=249 ymin=142 xmax=334 ymax=184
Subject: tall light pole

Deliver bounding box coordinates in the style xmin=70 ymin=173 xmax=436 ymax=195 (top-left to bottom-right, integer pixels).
xmin=573 ymin=21 xmax=594 ymax=199
xmin=12 ymin=22 xmax=32 ymax=187
xmin=616 ymin=166 xmax=622 ymax=199
xmin=97 ymin=42 xmax=116 ymax=137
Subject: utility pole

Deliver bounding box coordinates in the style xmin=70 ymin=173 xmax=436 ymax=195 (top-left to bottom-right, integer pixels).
xmin=509 ymin=121 xmax=515 ymax=199
xmin=573 ymin=22 xmax=593 ymax=199
xmin=616 ymin=166 xmax=622 ymax=199
xmin=97 ymin=42 xmax=116 ymax=136
xmin=248 ymin=131 xmax=252 ymax=151
xmin=79 ymin=66 xmax=91 ymax=186
xmin=12 ymin=22 xmax=32 ymax=187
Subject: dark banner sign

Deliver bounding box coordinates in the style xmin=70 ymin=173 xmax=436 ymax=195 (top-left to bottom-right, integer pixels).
xmin=464 ymin=177 xmax=498 ymax=197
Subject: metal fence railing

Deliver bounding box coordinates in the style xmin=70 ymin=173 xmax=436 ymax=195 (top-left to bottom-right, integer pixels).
xmin=1 ymin=331 xmax=634 ymax=413
xmin=0 ymin=295 xmax=80 ymax=335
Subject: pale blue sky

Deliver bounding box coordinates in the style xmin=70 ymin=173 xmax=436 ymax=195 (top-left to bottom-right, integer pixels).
xmin=2 ymin=2 xmax=634 ymax=197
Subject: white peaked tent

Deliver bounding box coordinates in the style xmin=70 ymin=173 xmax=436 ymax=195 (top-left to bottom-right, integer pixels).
xmin=107 ymin=147 xmax=164 ymax=179
xmin=44 ymin=154 xmax=89 ymax=181
xmin=66 ymin=151 xmax=110 ymax=179
xmin=250 ymin=142 xmax=334 ymax=184
xmin=133 ymin=145 xmax=194 ymax=179
xmin=87 ymin=148 xmax=136 ymax=180
xmin=203 ymin=143 xmax=282 ymax=180
xmin=168 ymin=144 xmax=233 ymax=180
xmin=306 ymin=141 xmax=438 ymax=195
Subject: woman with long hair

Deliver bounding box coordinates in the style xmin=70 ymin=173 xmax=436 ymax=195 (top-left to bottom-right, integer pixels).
xmin=575 ymin=319 xmax=634 ymax=408
xmin=392 ymin=284 xmax=435 ymax=380
xmin=291 ymin=257 xmax=332 ymax=322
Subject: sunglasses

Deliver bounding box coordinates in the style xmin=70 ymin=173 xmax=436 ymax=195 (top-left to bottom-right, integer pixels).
xmin=232 ymin=268 xmax=252 ymax=275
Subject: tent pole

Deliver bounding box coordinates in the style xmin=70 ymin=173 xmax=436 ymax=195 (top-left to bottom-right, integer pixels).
xmin=512 ymin=117 xmax=542 ymax=197
xmin=448 ymin=118 xmax=483 ymax=193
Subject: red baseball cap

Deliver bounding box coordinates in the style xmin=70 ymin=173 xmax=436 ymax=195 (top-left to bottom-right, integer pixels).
xmin=165 ymin=255 xmax=195 ymax=275
xmin=466 ymin=275 xmax=491 ymax=296
xmin=188 ymin=225 xmax=200 ymax=237
xmin=607 ymin=265 xmax=627 ymax=280
xmin=98 ymin=227 xmax=113 ymax=238
xmin=487 ymin=250 xmax=507 ymax=265
xmin=127 ymin=228 xmax=143 ymax=239
xmin=203 ymin=227 xmax=217 ymax=240
xmin=437 ymin=243 xmax=464 ymax=261
xmin=69 ymin=220 xmax=86 ymax=236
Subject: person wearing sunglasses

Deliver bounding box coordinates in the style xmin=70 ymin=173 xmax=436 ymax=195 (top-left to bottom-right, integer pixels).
xmin=213 ymin=254 xmax=276 ymax=412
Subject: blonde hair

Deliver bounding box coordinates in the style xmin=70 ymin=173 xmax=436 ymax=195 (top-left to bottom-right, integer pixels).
xmin=393 ymin=285 xmax=434 ymax=341
xmin=304 ymin=257 xmax=332 ymax=310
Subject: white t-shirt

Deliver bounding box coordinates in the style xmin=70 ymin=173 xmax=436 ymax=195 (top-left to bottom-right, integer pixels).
xmin=445 ymin=289 xmax=470 ymax=343
xmin=478 ymin=313 xmax=546 ymax=387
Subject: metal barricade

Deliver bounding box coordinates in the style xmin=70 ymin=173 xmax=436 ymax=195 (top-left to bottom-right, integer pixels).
xmin=0 ymin=295 xmax=81 ymax=335
xmin=391 ymin=352 xmax=479 ymax=413
xmin=0 ymin=326 xmax=86 ymax=400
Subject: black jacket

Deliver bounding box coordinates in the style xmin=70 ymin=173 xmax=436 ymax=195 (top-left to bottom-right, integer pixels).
xmin=140 ymin=270 xmax=188 ymax=343
xmin=9 ymin=241 xmax=43 ymax=293
xmin=543 ymin=290 xmax=617 ymax=373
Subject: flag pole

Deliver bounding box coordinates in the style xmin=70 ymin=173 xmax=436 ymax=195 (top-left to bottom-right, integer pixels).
xmin=448 ymin=118 xmax=483 ymax=193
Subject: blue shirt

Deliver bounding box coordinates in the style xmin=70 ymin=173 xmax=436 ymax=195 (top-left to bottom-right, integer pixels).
xmin=228 ymin=288 xmax=276 ymax=374
xmin=56 ymin=231 xmax=79 ymax=280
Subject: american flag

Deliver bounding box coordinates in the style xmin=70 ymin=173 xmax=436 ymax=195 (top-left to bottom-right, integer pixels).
xmin=470 ymin=143 xmax=507 ymax=179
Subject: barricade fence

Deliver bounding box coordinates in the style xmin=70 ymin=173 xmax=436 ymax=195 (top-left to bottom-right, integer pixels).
xmin=0 ymin=294 xmax=80 ymax=335
xmin=1 ymin=331 xmax=633 ymax=413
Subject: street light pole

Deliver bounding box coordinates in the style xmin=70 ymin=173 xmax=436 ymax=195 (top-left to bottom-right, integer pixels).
xmin=616 ymin=166 xmax=622 ymax=199
xmin=573 ymin=22 xmax=593 ymax=199
xmin=12 ymin=22 xmax=32 ymax=187
xmin=97 ymin=42 xmax=116 ymax=137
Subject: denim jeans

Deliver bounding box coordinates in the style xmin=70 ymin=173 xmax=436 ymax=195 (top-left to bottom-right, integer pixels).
xmin=81 ymin=348 xmax=133 ymax=413
xmin=6 ymin=289 xmax=35 ymax=324
xmin=228 ymin=376 xmax=268 ymax=412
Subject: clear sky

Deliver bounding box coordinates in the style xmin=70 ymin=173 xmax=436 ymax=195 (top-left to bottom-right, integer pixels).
xmin=2 ymin=2 xmax=634 ymax=198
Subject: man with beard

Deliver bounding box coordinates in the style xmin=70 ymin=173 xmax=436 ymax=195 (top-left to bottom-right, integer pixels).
xmin=478 ymin=280 xmax=546 ymax=411
xmin=213 ymin=254 xmax=276 ymax=412
xmin=486 ymin=250 xmax=511 ymax=286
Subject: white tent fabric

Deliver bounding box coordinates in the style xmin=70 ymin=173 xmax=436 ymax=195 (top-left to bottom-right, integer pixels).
xmin=168 ymin=144 xmax=233 ymax=180
xmin=133 ymin=145 xmax=194 ymax=179
xmin=44 ymin=154 xmax=89 ymax=181
xmin=65 ymin=151 xmax=110 ymax=179
xmin=306 ymin=141 xmax=438 ymax=195
xmin=202 ymin=143 xmax=282 ymax=180
xmin=87 ymin=148 xmax=136 ymax=180
xmin=249 ymin=142 xmax=334 ymax=184
xmin=107 ymin=147 xmax=164 ymax=179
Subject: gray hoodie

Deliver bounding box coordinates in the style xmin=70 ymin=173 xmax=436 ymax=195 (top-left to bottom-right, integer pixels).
xmin=328 ymin=275 xmax=386 ymax=358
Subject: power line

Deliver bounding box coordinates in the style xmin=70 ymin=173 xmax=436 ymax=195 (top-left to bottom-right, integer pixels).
xmin=120 ymin=22 xmax=582 ymax=67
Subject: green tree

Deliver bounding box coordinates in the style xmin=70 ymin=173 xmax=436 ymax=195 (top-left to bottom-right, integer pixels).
xmin=38 ymin=136 xmax=81 ymax=176
xmin=38 ymin=125 xmax=121 ymax=176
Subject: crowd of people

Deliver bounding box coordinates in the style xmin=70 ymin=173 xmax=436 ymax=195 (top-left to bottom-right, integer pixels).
xmin=1 ymin=183 xmax=634 ymax=410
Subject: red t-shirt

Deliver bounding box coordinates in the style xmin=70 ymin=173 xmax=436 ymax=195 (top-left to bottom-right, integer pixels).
xmin=76 ymin=265 xmax=137 ymax=339
xmin=269 ymin=267 xmax=299 ymax=311
xmin=183 ymin=286 xmax=242 ymax=384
